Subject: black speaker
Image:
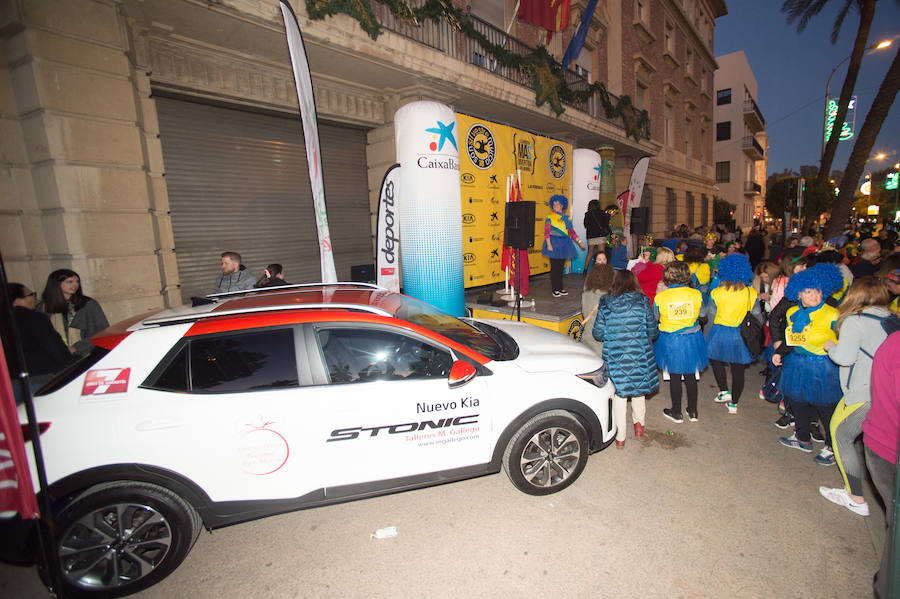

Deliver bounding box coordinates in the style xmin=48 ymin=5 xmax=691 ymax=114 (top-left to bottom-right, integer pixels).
xmin=350 ymin=263 xmax=375 ymax=283
xmin=504 ymin=201 xmax=536 ymax=249
xmin=630 ymin=206 xmax=651 ymax=236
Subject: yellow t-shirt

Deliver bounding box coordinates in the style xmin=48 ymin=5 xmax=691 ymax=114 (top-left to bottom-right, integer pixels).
xmin=784 ymin=303 xmax=839 ymax=355
xmin=655 ymin=286 xmax=703 ymax=332
xmin=710 ymin=285 xmax=758 ymax=327
xmin=687 ymin=262 xmax=711 ymax=286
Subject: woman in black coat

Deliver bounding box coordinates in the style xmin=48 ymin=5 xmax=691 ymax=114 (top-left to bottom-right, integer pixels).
xmin=41 ymin=269 xmax=109 ymax=357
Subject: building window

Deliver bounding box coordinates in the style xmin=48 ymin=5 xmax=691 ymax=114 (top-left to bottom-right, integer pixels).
xmin=636 ymin=0 xmax=645 ymax=21
xmin=635 ymin=81 xmax=647 ymax=111
xmin=686 ymin=190 xmax=695 ymax=227
xmin=685 ymin=47 xmax=693 ymax=77
xmin=574 ymin=64 xmax=590 ymax=81
xmin=715 ymin=161 xmax=730 ymax=183
xmin=666 ymin=188 xmax=677 ymax=235
xmin=701 ymin=67 xmax=707 ymax=92
xmin=665 ymin=103 xmax=673 ymax=146
xmin=700 ymin=127 xmax=707 ymax=163
xmin=716 ymin=88 xmax=731 ymax=105
xmin=716 ymin=121 xmax=731 ymax=141
xmin=665 ymin=23 xmax=674 ymax=54
xmin=701 ymin=193 xmax=709 ymax=227
xmin=685 ymin=117 xmax=692 ymax=157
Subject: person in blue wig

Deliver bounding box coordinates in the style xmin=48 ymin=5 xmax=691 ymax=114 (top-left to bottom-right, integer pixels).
xmin=773 ymin=263 xmax=844 ymax=459
xmin=705 ymin=253 xmax=762 ymax=414
xmin=542 ymin=194 xmax=586 ymax=297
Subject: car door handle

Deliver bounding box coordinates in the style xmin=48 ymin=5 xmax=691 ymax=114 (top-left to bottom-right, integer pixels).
xmin=135 ymin=419 xmax=185 ymax=431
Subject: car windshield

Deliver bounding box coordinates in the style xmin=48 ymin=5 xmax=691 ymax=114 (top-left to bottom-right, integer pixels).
xmin=389 ymin=295 xmax=503 ymax=360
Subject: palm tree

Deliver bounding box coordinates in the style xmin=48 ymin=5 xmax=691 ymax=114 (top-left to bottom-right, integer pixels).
xmin=781 ymin=0 xmax=875 ymax=187
xmin=825 ymin=44 xmax=900 ymax=238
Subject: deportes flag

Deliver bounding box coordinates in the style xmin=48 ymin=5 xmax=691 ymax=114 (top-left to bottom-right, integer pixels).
xmin=376 ymin=164 xmax=402 ymax=292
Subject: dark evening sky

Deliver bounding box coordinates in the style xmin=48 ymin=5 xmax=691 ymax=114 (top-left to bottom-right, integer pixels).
xmin=714 ymin=1 xmax=900 ymax=185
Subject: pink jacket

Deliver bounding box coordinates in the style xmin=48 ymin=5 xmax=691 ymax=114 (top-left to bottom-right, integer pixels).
xmin=862 ymin=331 xmax=900 ymax=464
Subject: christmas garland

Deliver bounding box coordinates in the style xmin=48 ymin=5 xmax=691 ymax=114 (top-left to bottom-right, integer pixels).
xmin=305 ymin=0 xmax=650 ymax=141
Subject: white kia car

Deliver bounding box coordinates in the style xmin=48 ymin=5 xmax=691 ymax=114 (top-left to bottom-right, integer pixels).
xmin=8 ymin=283 xmax=615 ymax=597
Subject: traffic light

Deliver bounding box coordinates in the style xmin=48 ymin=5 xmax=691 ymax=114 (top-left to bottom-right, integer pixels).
xmin=887 ymin=172 xmax=899 ymax=191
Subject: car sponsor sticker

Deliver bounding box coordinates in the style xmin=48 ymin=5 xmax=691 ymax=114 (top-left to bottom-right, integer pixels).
xmin=238 ymin=421 xmax=290 ymax=475
xmin=81 ymin=368 xmax=131 ymax=396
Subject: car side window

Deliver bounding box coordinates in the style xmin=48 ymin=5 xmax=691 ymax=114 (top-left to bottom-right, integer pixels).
xmin=316 ymin=327 xmax=452 ymax=384
xmin=190 ymin=329 xmax=299 ymax=392
xmin=145 ymin=328 xmax=299 ymax=393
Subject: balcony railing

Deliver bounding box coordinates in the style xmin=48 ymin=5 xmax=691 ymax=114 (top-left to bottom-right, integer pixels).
xmin=370 ymin=4 xmax=650 ymax=139
xmin=743 ymin=181 xmax=762 ymax=194
xmin=742 ymin=136 xmax=764 ymax=160
xmin=743 ymin=98 xmax=765 ymax=131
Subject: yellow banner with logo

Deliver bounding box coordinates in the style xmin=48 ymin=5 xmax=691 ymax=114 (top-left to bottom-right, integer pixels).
xmin=457 ymin=113 xmax=572 ymax=288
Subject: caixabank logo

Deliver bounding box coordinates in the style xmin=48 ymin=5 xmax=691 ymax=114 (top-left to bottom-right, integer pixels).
xmin=549 ymin=144 xmax=567 ymax=179
xmin=466 ymin=124 xmax=496 ymax=169
xmin=418 ymin=120 xmax=459 ymax=170
xmin=513 ymin=133 xmax=536 ymax=174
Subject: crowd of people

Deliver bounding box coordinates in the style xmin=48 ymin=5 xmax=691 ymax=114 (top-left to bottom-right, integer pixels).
xmin=579 ymin=216 xmax=900 ymax=599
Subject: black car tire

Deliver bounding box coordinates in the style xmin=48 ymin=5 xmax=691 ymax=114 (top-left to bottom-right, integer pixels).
xmin=53 ymin=481 xmax=201 ymax=598
xmin=502 ymin=410 xmax=589 ymax=495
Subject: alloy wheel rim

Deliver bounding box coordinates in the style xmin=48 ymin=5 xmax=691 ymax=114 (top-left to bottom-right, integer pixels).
xmin=519 ymin=426 xmax=581 ymax=488
xmin=58 ymin=502 xmax=172 ymax=590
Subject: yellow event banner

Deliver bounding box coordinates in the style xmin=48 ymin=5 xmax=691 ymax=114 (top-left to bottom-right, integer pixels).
xmin=457 ymin=113 xmax=572 ymax=288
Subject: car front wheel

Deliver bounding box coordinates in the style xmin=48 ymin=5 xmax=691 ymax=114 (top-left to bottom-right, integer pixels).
xmin=54 ymin=481 xmax=201 ymax=598
xmin=502 ymin=410 xmax=589 ymax=495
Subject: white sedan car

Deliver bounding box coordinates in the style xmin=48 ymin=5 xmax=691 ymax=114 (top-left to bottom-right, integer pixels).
xmin=10 ymin=283 xmax=615 ymax=597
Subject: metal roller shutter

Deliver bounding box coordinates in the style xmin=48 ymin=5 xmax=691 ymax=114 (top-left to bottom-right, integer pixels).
xmin=156 ymin=96 xmax=372 ymax=301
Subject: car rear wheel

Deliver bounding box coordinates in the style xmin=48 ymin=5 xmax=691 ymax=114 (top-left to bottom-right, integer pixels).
xmin=54 ymin=481 xmax=201 ymax=598
xmin=502 ymin=410 xmax=589 ymax=495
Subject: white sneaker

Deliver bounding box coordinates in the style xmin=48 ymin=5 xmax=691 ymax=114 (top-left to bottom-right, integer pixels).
xmin=819 ymin=486 xmax=870 ymax=516
xmin=714 ymin=390 xmax=732 ymax=403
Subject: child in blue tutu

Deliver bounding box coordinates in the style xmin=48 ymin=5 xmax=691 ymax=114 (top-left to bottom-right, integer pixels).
xmin=542 ymin=194 xmax=586 ymax=297
xmin=705 ymin=253 xmax=762 ymax=414
xmin=654 ymin=261 xmax=708 ymax=423
xmin=773 ymin=263 xmax=844 ymax=460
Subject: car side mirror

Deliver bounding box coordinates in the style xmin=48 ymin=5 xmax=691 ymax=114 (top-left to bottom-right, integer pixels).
xmin=448 ymin=360 xmax=476 ymax=388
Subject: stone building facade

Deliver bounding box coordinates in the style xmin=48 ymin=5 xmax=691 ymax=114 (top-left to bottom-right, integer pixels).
xmin=1 ymin=0 xmax=725 ymax=324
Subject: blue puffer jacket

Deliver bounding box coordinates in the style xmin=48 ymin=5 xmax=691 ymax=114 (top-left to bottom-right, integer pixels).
xmin=592 ymin=291 xmax=660 ymax=397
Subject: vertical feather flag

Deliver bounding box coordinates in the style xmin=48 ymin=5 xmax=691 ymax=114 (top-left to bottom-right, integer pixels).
xmin=0 ymin=337 xmax=38 ymax=519
xmin=280 ymin=0 xmax=337 ymax=283
xmin=518 ymin=0 xmax=571 ymax=44
xmin=562 ymin=0 xmax=598 ymax=69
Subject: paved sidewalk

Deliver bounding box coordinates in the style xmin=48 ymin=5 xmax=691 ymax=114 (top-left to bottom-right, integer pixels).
xmin=0 ymin=364 xmax=883 ymax=598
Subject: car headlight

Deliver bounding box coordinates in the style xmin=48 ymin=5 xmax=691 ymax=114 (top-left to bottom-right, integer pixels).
xmin=577 ymin=364 xmax=609 ymax=388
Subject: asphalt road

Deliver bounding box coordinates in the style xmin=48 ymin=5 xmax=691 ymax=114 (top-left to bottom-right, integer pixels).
xmin=0 ymin=367 xmax=884 ymax=598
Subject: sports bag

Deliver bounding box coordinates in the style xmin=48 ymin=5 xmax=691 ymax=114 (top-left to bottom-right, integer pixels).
xmin=761 ymin=366 xmax=784 ymax=404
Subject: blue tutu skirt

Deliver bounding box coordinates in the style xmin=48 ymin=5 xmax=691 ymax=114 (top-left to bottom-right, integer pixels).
xmin=705 ymin=323 xmax=753 ymax=364
xmin=778 ymin=351 xmax=841 ymax=406
xmin=654 ymin=329 xmax=708 ymax=374
xmin=542 ymin=234 xmax=576 ymax=260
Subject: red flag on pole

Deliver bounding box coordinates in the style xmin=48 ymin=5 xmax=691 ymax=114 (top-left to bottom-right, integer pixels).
xmin=518 ymin=0 xmax=571 ymax=44
xmin=512 ymin=177 xmax=531 ymax=297
xmin=0 ymin=343 xmax=39 ymax=519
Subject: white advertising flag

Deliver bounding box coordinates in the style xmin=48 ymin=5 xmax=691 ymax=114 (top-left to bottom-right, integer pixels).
xmin=376 ymin=164 xmax=401 ymax=292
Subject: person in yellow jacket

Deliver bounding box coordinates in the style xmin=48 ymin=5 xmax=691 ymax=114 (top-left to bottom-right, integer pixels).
xmin=704 ymin=254 xmax=761 ymax=415
xmin=772 ymin=263 xmax=844 ymax=457
xmin=654 ymin=262 xmax=708 ymax=423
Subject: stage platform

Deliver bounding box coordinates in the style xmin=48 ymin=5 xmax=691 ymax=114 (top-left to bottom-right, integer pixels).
xmin=464 ymin=273 xmax=585 ymax=336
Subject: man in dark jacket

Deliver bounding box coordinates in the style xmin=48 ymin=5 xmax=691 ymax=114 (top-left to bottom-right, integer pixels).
xmin=5 ymin=283 xmax=74 ymax=402
xmin=850 ymin=238 xmax=882 ymax=278
xmin=214 ymin=251 xmax=256 ymax=293
xmin=745 ymin=228 xmax=766 ymax=269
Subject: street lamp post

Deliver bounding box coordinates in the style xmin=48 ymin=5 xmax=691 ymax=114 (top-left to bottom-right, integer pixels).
xmin=821 ymin=40 xmax=892 ymax=169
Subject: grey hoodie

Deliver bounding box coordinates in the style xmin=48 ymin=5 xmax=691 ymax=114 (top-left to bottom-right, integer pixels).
xmin=214 ymin=264 xmax=256 ymax=294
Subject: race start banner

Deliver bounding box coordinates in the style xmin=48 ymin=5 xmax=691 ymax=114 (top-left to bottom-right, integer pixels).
xmin=457 ymin=113 xmax=571 ymax=288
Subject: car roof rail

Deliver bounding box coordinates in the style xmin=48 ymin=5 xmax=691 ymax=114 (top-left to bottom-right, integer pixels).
xmin=205 ymin=281 xmax=384 ymax=300
xmin=142 ymin=302 xmax=393 ymax=327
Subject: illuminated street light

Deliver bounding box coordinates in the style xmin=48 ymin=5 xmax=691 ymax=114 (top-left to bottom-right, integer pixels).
xmin=822 ymin=39 xmax=893 ymax=165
